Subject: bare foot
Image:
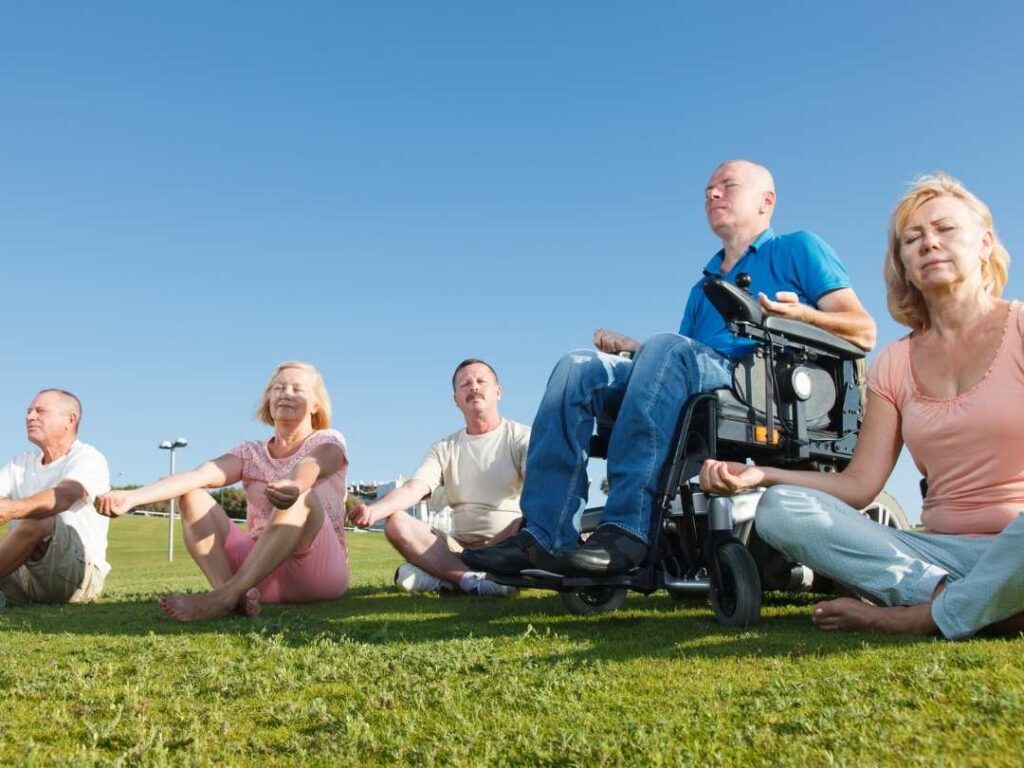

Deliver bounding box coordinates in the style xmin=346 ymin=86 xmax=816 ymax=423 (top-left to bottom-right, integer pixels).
xmin=812 ymin=597 xmax=938 ymax=635
xmin=236 ymin=587 xmax=261 ymax=618
xmin=158 ymin=590 xmax=238 ymax=622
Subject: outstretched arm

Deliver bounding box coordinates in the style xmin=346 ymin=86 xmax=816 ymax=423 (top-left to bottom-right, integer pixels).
xmin=95 ymin=454 xmax=242 ymax=517
xmin=760 ymin=287 xmax=876 ymax=351
xmin=348 ymin=479 xmax=431 ymax=528
xmin=0 ymin=479 xmax=88 ymax=525
xmin=701 ymin=391 xmax=902 ymax=509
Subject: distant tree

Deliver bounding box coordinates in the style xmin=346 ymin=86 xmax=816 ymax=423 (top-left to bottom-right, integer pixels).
xmin=218 ymin=486 xmax=248 ymax=520
xmin=112 ymin=484 xmax=247 ymax=520
xmin=600 ymin=477 xmax=610 ymax=495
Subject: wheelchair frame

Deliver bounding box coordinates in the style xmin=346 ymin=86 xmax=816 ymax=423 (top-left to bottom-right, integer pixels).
xmin=491 ymin=275 xmax=892 ymax=626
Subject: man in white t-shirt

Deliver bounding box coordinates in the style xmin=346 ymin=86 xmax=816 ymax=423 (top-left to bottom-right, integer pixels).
xmin=348 ymin=359 xmax=529 ymax=597
xmin=0 ymin=389 xmax=111 ymax=609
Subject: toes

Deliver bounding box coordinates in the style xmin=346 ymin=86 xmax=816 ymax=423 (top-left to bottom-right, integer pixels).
xmin=245 ymin=588 xmax=261 ymax=618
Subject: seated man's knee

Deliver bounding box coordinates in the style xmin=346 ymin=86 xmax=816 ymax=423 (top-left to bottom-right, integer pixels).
xmin=640 ymin=332 xmax=692 ymax=356
xmin=11 ymin=517 xmax=52 ymax=543
xmin=645 ymin=331 xmax=686 ymax=348
xmin=552 ymin=348 xmax=601 ymax=378
xmin=384 ymin=512 xmax=411 ymax=545
xmin=634 ymin=332 xmax=701 ymax=371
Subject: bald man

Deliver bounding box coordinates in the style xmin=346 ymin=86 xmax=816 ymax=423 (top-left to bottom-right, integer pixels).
xmin=0 ymin=390 xmax=111 ymax=609
xmin=464 ymin=160 xmax=875 ymax=577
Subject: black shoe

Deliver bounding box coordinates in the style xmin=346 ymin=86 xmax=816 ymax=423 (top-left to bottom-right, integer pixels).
xmin=561 ymin=525 xmax=649 ymax=575
xmin=460 ymin=531 xmax=562 ymax=575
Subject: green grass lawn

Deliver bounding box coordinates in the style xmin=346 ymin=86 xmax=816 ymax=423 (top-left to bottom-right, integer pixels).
xmin=1 ymin=517 xmax=1022 ymax=766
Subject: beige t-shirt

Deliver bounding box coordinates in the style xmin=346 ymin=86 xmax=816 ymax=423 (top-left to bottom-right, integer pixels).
xmin=411 ymin=419 xmax=530 ymax=544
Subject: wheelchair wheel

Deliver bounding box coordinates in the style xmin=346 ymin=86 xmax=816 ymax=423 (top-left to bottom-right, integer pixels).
xmin=709 ymin=542 xmax=762 ymax=627
xmin=558 ymin=587 xmax=627 ymax=615
xmin=861 ymin=489 xmax=910 ymax=530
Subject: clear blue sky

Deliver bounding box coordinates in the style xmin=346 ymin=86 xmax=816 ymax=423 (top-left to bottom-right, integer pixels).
xmin=3 ymin=2 xmax=1023 ymax=521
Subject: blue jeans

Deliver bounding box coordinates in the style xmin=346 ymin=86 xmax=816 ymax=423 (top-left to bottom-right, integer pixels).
xmin=521 ymin=332 xmax=734 ymax=553
xmin=757 ymin=486 xmax=1024 ymax=640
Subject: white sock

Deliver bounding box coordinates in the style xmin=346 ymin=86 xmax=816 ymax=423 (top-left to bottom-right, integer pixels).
xmin=459 ymin=571 xmax=485 ymax=592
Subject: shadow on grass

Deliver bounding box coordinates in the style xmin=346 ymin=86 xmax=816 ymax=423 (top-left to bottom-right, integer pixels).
xmin=0 ymin=584 xmax=932 ymax=663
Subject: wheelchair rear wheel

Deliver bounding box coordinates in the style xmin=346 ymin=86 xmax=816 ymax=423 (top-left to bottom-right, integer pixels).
xmin=709 ymin=542 xmax=762 ymax=627
xmin=861 ymin=489 xmax=910 ymax=530
xmin=558 ymin=587 xmax=628 ymax=615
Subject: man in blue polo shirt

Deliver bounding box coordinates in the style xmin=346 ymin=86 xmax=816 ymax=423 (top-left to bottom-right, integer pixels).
xmin=463 ymin=160 xmax=875 ymax=576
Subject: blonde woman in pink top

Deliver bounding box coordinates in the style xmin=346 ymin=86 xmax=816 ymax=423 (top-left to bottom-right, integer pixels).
xmin=701 ymin=173 xmax=1024 ymax=639
xmin=96 ymin=361 xmax=349 ymax=621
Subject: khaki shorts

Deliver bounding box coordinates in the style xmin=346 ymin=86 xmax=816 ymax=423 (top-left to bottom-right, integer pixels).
xmin=432 ymin=527 xmax=472 ymax=555
xmin=0 ymin=517 xmax=105 ymax=606
xmin=431 ymin=527 xmax=511 ymax=554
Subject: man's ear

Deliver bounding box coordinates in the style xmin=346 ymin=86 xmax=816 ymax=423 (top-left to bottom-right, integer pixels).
xmin=761 ymin=190 xmax=776 ymax=214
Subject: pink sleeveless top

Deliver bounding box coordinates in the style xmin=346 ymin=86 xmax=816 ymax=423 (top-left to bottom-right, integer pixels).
xmin=228 ymin=429 xmax=348 ymax=545
xmin=868 ymin=301 xmax=1024 ymax=534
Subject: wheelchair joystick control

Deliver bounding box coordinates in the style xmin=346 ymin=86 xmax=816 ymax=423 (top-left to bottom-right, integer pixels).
xmin=735 ymin=272 xmax=752 ymax=292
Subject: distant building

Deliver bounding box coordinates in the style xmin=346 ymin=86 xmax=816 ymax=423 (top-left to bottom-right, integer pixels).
xmin=347 ymin=476 xmax=452 ymax=533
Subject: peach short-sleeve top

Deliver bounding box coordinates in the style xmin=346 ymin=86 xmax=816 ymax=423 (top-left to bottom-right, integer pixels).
xmin=868 ymin=301 xmax=1024 ymax=535
xmin=228 ymin=429 xmax=348 ymax=545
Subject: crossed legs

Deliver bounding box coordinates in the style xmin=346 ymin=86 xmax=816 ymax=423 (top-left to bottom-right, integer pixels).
xmin=757 ymin=485 xmax=1024 ymax=639
xmin=0 ymin=517 xmax=56 ymax=579
xmin=384 ymin=512 xmax=468 ymax=586
xmin=385 ymin=512 xmax=520 ymax=588
xmin=159 ymin=488 xmax=329 ymax=621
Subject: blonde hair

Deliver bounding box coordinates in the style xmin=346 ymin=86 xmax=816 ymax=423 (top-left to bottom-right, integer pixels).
xmin=255 ymin=361 xmax=332 ymax=429
xmin=885 ymin=172 xmax=1009 ymax=331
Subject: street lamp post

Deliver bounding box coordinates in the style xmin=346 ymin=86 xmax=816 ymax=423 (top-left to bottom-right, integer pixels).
xmin=159 ymin=438 xmax=188 ymax=562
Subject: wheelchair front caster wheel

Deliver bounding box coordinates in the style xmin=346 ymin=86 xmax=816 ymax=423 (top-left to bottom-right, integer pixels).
xmin=558 ymin=586 xmax=627 ymax=615
xmin=709 ymin=542 xmax=762 ymax=627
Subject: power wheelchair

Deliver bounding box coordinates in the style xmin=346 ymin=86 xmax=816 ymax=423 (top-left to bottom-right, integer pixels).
xmin=489 ymin=273 xmax=908 ymax=627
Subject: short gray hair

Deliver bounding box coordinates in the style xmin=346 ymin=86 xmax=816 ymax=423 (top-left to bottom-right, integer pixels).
xmin=37 ymin=388 xmax=83 ymax=430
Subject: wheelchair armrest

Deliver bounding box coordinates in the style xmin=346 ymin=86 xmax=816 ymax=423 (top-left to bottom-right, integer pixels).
xmin=762 ymin=316 xmax=865 ymax=360
xmin=702 ymin=275 xmax=864 ymax=360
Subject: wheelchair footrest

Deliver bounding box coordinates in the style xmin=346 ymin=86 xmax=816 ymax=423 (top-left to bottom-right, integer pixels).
xmin=486 ymin=565 xmax=658 ymax=592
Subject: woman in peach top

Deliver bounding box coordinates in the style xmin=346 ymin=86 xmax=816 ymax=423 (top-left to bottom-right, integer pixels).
xmin=702 ymin=173 xmax=1024 ymax=639
xmin=96 ymin=361 xmax=349 ymax=621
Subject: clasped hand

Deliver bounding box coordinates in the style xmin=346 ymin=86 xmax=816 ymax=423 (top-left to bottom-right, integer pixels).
xmin=699 ymin=459 xmax=766 ymax=495
xmin=593 ymin=328 xmax=640 ymax=355
xmin=95 ymin=490 xmax=133 ymax=518
xmin=265 ymin=480 xmax=302 ymax=509
xmin=346 ymin=502 xmax=379 ymax=529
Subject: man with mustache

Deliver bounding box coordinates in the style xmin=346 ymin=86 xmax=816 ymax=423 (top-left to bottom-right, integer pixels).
xmin=464 ymin=160 xmax=876 ymax=578
xmin=348 ymin=359 xmax=529 ymax=597
xmin=0 ymin=389 xmax=111 ymax=610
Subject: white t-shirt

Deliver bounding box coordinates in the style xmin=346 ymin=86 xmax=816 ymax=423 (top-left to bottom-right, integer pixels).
xmin=0 ymin=440 xmax=112 ymax=576
xmin=411 ymin=419 xmax=530 ymax=544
